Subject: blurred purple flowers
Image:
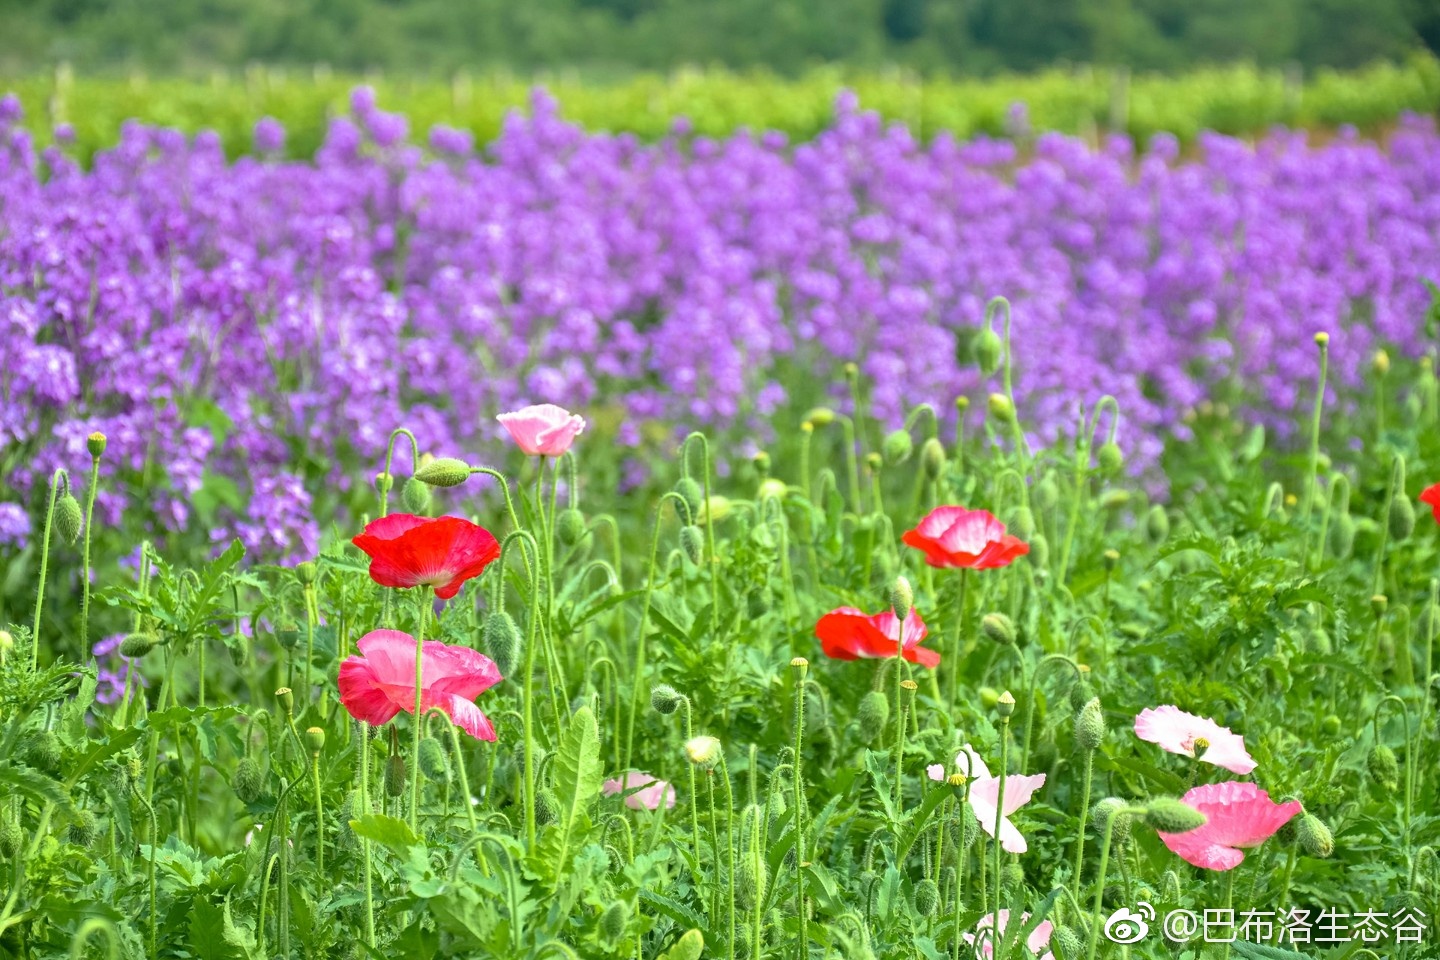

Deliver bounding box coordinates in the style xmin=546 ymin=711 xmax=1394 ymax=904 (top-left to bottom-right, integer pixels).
xmin=1 ymin=88 xmax=1437 ymax=558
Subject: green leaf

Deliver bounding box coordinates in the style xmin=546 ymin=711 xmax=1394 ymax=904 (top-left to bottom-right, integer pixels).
xmin=638 ymin=891 xmax=714 ymax=945
xmin=896 ymin=783 xmax=950 ymax=863
xmin=349 ymin=813 xmax=423 ymax=853
xmin=1094 ymin=753 xmax=1188 ymax=795
xmin=189 ymin=898 xmax=242 ymax=960
xmin=546 ymin=705 xmax=603 ymax=878
xmin=1231 ymin=942 xmax=1311 ymax=960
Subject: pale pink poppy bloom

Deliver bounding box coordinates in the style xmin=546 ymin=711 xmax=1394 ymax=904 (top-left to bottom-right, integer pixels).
xmin=963 ymin=909 xmax=1056 ymax=960
xmin=338 ymin=629 xmax=502 ymax=740
xmin=1134 ymin=705 xmax=1256 ymax=775
xmin=496 ymin=404 xmax=586 ymax=457
xmin=1158 ymin=781 xmax=1301 ymax=871
xmin=926 ymin=743 xmax=1046 ymax=853
xmin=602 ymin=772 xmax=677 ymax=811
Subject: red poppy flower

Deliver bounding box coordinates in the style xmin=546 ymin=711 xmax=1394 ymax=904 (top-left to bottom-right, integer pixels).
xmin=1421 ymin=483 xmax=1440 ymax=523
xmin=351 ymin=514 xmax=500 ymax=600
xmin=815 ymin=606 xmax=940 ymax=667
xmin=902 ymin=506 xmax=1029 ymax=570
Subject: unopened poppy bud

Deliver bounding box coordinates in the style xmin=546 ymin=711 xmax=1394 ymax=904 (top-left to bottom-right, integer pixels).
xmin=304 ymin=727 xmax=326 ymax=755
xmin=974 ymin=328 xmax=1004 ymax=376
xmin=1320 ymin=714 xmax=1341 ymax=736
xmin=1001 ymin=862 xmax=1026 ymax=890
xmin=651 ymin=684 xmax=684 ymax=715
xmin=758 ymin=478 xmax=787 ymax=501
xmin=1373 ymin=348 xmax=1391 ymax=376
xmin=26 ymin=731 xmax=61 ymax=773
xmin=275 ymin=687 xmax=294 ymax=716
xmin=1103 ymin=548 xmax=1120 ymax=572
xmin=857 ymin=690 xmax=890 ymax=744
xmin=752 ymin=449 xmax=771 ymax=477
xmin=864 ymin=451 xmax=882 ymax=473
xmin=401 ymin=476 xmax=431 ymax=514
xmin=1388 ymin=497 xmax=1416 ymax=541
xmin=55 ymin=493 xmax=83 ymax=544
xmin=374 ymin=472 xmax=394 ymax=495
xmin=68 ymin=809 xmax=98 ymax=848
xmin=1029 ymin=534 xmax=1050 ymax=568
xmin=600 ymin=900 xmax=628 ymax=941
xmin=882 ymin=429 xmax=913 ymax=465
xmin=685 ymin=735 xmax=722 ymax=767
xmin=1160 ymin=870 xmax=1182 ymax=903
xmin=979 ymin=686 xmax=1000 ymax=709
xmin=1145 ymin=798 xmax=1207 ymax=833
xmin=1093 ymin=798 xmax=1134 ymax=842
xmin=889 ymin=576 xmax=914 ymax=621
xmin=1052 ymin=924 xmax=1084 ymax=960
xmin=1099 ymin=490 xmax=1130 ymax=510
xmin=119 ymin=632 xmax=159 ymax=657
xmin=699 ymin=495 xmax=731 ymax=524
xmin=418 ymin=737 xmax=450 ymax=784
xmin=736 ymin=853 xmax=768 ymax=910
xmin=1371 ymin=594 xmax=1388 ymax=618
xmin=921 ymin=437 xmax=946 ymax=480
xmin=673 ymin=477 xmax=704 ymax=522
xmin=1313 ymin=331 xmax=1329 ymax=347
xmin=384 ymin=754 xmax=407 ymax=797
xmin=1097 ymin=441 xmax=1124 ymax=474
xmin=913 ymin=877 xmax=940 ymax=916
xmin=987 ymin=393 xmax=1013 ymax=423
xmin=0 ymin=816 xmax=20 ymax=858
xmin=1145 ymin=504 xmax=1170 ymax=543
xmin=295 ymin=561 xmax=317 ymax=585
xmin=1367 ymin=744 xmax=1400 ymax=791
xmin=1075 ymin=697 xmax=1105 ymax=751
xmin=680 ymin=525 xmax=705 ymax=565
xmin=981 ymin=612 xmax=1015 ymax=646
xmin=1296 ymin=813 xmax=1333 ymax=857
xmin=556 ymin=507 xmax=586 ymax=546
xmin=483 ymin=611 xmax=521 ymax=679
xmin=86 ymin=431 xmax=107 ymax=458
xmin=535 ymin=789 xmax=559 ymax=826
xmin=1011 ymin=506 xmax=1035 ymax=540
xmin=804 ymin=407 xmax=836 ymax=427
xmin=1329 ymin=513 xmax=1356 ymax=558
xmin=995 ymin=690 xmax=1016 ymax=718
xmin=1033 ymin=473 xmax=1059 ymax=510
xmin=414 ymin=457 xmax=471 ymax=488
xmin=232 ymin=756 xmax=264 ymax=803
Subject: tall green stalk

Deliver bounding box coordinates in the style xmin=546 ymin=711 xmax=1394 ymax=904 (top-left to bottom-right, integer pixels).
xmin=1301 ymin=332 xmax=1330 ymax=568
xmin=79 ymin=435 xmax=105 ymax=655
xmin=30 ymin=468 xmax=68 ymax=668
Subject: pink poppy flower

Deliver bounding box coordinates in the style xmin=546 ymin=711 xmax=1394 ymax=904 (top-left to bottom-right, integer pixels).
xmin=815 ymin=606 xmax=941 ymax=667
xmin=1134 ymin=705 xmax=1257 ymax=775
xmin=1158 ymin=781 xmax=1301 ymax=871
xmin=338 ymin=630 xmax=502 ymax=740
xmin=963 ymin=910 xmax=1056 ymax=960
xmin=351 ymin=514 xmax=500 ymax=600
xmin=497 ymin=404 xmax=586 ymax=457
xmin=927 ymin=744 xmax=1046 ymax=853
xmin=903 ymin=506 xmax=1029 ymax=570
xmin=602 ymin=772 xmax=677 ymax=811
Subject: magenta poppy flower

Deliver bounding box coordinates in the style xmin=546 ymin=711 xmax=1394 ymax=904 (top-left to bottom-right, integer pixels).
xmin=338 ymin=630 xmax=502 ymax=740
xmin=351 ymin=514 xmax=500 ymax=600
xmin=903 ymin=506 xmax=1029 ymax=570
xmin=1134 ymin=705 xmax=1257 ymax=775
xmin=496 ymin=404 xmax=586 ymax=457
xmin=815 ymin=606 xmax=940 ymax=667
xmin=964 ymin=910 xmax=1056 ymax=960
xmin=1157 ymin=781 xmax=1301 ymax=871
xmin=1421 ymin=483 xmax=1440 ymax=523
xmin=602 ymin=772 xmax=677 ymax=811
xmin=926 ymin=744 xmax=1046 ymax=853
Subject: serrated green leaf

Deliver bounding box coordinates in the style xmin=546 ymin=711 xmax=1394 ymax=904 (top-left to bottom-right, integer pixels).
xmin=189 ymin=898 xmax=242 ymax=960
xmin=349 ymin=813 xmax=422 ymax=853
xmin=546 ymin=705 xmax=602 ymax=878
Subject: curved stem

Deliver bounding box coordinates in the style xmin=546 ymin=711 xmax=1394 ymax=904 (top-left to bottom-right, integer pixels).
xmin=30 ymin=468 xmax=68 ymax=668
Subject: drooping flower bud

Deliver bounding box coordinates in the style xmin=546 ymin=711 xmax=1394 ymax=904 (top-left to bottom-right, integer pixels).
xmin=119 ymin=632 xmax=160 ymax=657
xmin=1052 ymin=924 xmax=1084 ymax=960
xmin=680 ymin=525 xmax=705 ymax=566
xmin=913 ymin=877 xmax=940 ymax=916
xmin=401 ymin=476 xmax=432 ymax=514
xmin=651 ymin=684 xmax=684 ymax=715
xmin=889 ymin=576 xmax=914 ymax=621
xmin=920 ymin=437 xmax=946 ymax=480
xmin=1329 ymin=513 xmax=1356 ymax=558
xmin=1001 ymin=862 xmax=1026 ymax=890
xmin=600 ymin=900 xmax=629 ymax=941
xmin=535 ymin=789 xmax=559 ymax=826
xmin=1103 ymin=548 xmax=1120 ymax=573
xmin=974 ymin=328 xmax=1004 ymax=377
xmin=987 ymin=393 xmax=1014 ymax=423
xmin=0 ymin=816 xmax=20 ymax=859
xmin=483 ymin=611 xmax=521 ymax=679
xmin=556 ymin=508 xmax=586 ymax=546
xmin=881 ymin=429 xmax=914 ymax=466
xmin=1092 ymin=798 xmax=1134 ymax=843
xmin=374 ymin=472 xmax=394 ymax=496
xmin=674 ymin=477 xmax=704 ymax=521
xmin=1373 ymin=348 xmax=1391 ymax=376
xmin=232 ymin=756 xmax=264 ymax=803
xmin=418 ymin=737 xmax=450 ymax=784
xmin=414 ymin=457 xmax=471 ymax=488
xmin=304 ymin=727 xmax=326 ymax=756
xmin=26 ymin=730 xmax=61 ymax=773
xmin=1097 ymin=441 xmax=1124 ymax=475
xmin=856 ymin=690 xmax=890 ymax=744
xmin=1296 ymin=813 xmax=1334 ymax=857
xmin=1160 ymin=870 xmax=1182 ymax=903
xmin=1367 ymin=744 xmax=1400 ymax=791
xmin=67 ymin=809 xmax=98 ymax=848
xmin=55 ymin=493 xmax=83 ymax=545
xmin=699 ymin=495 xmax=731 ymax=524
xmin=86 ymin=431 xmax=108 ymax=459
xmin=804 ymin=407 xmax=836 ymax=427
xmin=1075 ymin=697 xmax=1105 ymax=751
xmin=1144 ymin=798 xmax=1208 ymax=833
xmin=1011 ymin=506 xmax=1036 ymax=540
xmin=1145 ymin=505 xmax=1170 ymax=544
xmin=1029 ymin=534 xmax=1050 ymax=569
xmin=1389 ymin=496 xmax=1416 ymax=542
xmin=981 ymin=612 xmax=1015 ymax=646
xmin=736 ymin=849 xmax=768 ymax=910
xmin=685 ymin=735 xmax=722 ymax=767
xmin=384 ymin=754 xmax=407 ymax=797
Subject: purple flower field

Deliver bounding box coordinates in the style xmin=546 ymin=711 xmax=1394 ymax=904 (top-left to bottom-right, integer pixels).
xmin=3 ymin=87 xmax=1439 ymax=559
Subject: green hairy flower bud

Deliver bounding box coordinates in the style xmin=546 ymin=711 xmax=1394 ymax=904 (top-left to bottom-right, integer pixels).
xmin=0 ymin=816 xmax=20 ymax=859
xmin=55 ymin=493 xmax=83 ymax=545
xmin=232 ymin=756 xmax=264 ymax=804
xmin=418 ymin=737 xmax=450 ymax=784
xmin=979 ymin=687 xmax=1000 ymax=709
xmin=1367 ymin=744 xmax=1400 ymax=791
xmin=556 ymin=507 xmax=586 ymax=546
xmin=1001 ymin=862 xmax=1025 ymax=890
xmin=921 ymin=437 xmax=947 ymax=480
xmin=535 ymin=789 xmax=560 ymax=826
xmin=600 ymin=901 xmax=629 ymax=941
xmin=685 ymin=736 xmax=722 ymax=767
xmin=1329 ymin=513 xmax=1356 ymax=558
xmin=1145 ymin=504 xmax=1170 ymax=544
xmin=1160 ymin=870 xmax=1182 ymax=903
xmin=1145 ymin=798 xmax=1207 ymax=833
xmin=1093 ymin=798 xmax=1135 ymax=843
xmin=1075 ymin=697 xmax=1105 ymax=751
xmin=1033 ymin=474 xmax=1059 ymax=511
xmin=889 ymin=576 xmax=914 ymax=621
xmin=400 ymin=476 xmax=431 ymax=514
xmin=27 ymin=730 xmax=61 ymax=773
xmin=679 ymin=525 xmax=705 ymax=566
xmin=384 ymin=754 xmax=407 ymax=798
xmin=1052 ymin=924 xmax=1084 ymax=960
xmin=1320 ymin=714 xmax=1341 ymax=736
xmin=651 ymin=684 xmax=683 ymax=715
xmin=1028 ymin=533 xmax=1050 ymax=569
xmin=736 ymin=854 xmax=768 ymax=910
xmin=673 ymin=477 xmax=704 ymax=522
xmin=913 ymin=878 xmax=940 ymax=916
xmin=67 ymin=809 xmax=98 ymax=848
xmin=1296 ymin=813 xmax=1334 ymax=858
xmin=1011 ymin=506 xmax=1035 ymax=541
xmin=483 ymin=611 xmax=522 ymax=679
xmin=1389 ymin=495 xmax=1417 ymax=542
xmin=974 ymin=328 xmax=1003 ymax=377
xmin=662 ymin=929 xmax=705 ymax=960
xmin=119 ymin=632 xmax=160 ymax=657
xmin=987 ymin=392 xmax=1014 ymax=423
xmin=856 ymin=690 xmax=890 ymax=745
xmin=414 ymin=457 xmax=471 ymax=488
xmin=1097 ymin=441 xmax=1124 ymax=474
xmin=981 ymin=612 xmax=1015 ymax=646
xmin=882 ymin=429 xmax=914 ymax=465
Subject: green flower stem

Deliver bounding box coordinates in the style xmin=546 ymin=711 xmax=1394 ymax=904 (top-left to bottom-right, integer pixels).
xmin=1071 ymin=745 xmax=1096 ymax=904
xmin=950 ymin=778 xmax=972 ymax=960
xmin=311 ymin=748 xmax=325 ymax=873
xmin=410 ymin=589 xmax=430 ymax=832
xmin=1084 ymin=805 xmax=1146 ymax=960
xmin=358 ymin=723 xmax=376 ymax=948
xmin=138 ymin=791 xmax=158 ymax=958
xmin=1057 ymin=396 xmax=1118 ymax=585
xmin=793 ymin=658 xmax=809 ymax=960
xmin=79 ymin=451 xmax=102 ymax=656
xmin=716 ymin=753 xmax=737 ymax=960
xmin=1021 ymin=654 xmax=1083 ymax=774
xmin=947 ymin=569 xmax=969 ymax=715
xmin=499 ymin=530 xmax=542 ymax=849
xmin=30 ymin=468 xmax=68 ymax=668
xmin=1372 ymin=454 xmax=1405 ymax=597
xmin=1300 ymin=334 xmax=1330 ymax=567
xmin=425 ymin=707 xmax=478 ymax=836
xmin=682 ymin=433 xmax=722 ymax=629
xmin=1372 ymin=694 xmax=1414 ymax=845
xmin=1274 ymin=838 xmax=1299 ymax=926
xmin=680 ymin=696 xmax=703 ymax=866
xmin=378 ymin=427 xmax=420 ymax=518
xmin=257 ymin=853 xmax=281 ymax=960
xmin=893 ymin=645 xmax=906 ymax=811
xmin=835 ymin=413 xmax=863 ymax=516
xmin=625 ymin=491 xmax=690 ymax=771
xmin=992 ymin=716 xmax=1009 ymax=960
xmin=67 ymin=919 xmax=120 ymax=960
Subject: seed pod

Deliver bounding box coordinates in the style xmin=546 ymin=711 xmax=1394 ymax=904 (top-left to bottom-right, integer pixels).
xmin=418 ymin=737 xmax=450 ymax=785
xmin=304 ymin=727 xmax=326 ymax=755
xmin=400 ymin=476 xmax=431 ymax=514
xmin=600 ymin=901 xmax=628 ymax=941
xmin=1144 ymin=798 xmax=1207 ymax=833
xmin=913 ymin=877 xmax=940 ymax=916
xmin=67 ymin=809 xmax=98 ymax=848
xmin=1075 ymin=697 xmax=1105 ymax=752
xmin=384 ymin=754 xmax=407 ymax=797
xmin=232 ymin=756 xmax=264 ymax=804
xmin=651 ymin=684 xmax=683 ymax=715
xmin=1144 ymin=505 xmax=1170 ymax=544
xmin=974 ymin=328 xmax=1003 ymax=376
xmin=276 ymin=622 xmax=301 ymax=651
xmin=995 ymin=690 xmax=1016 ymax=718
xmin=414 ymin=457 xmax=471 ymax=488
xmin=55 ymin=493 xmax=83 ymax=545
xmin=483 ymin=611 xmax=522 ymax=679
xmin=679 ymin=525 xmax=705 ymax=565
xmin=981 ymin=612 xmax=1015 ymax=646
xmin=86 ymin=431 xmax=108 ymax=459
xmin=673 ymin=477 xmax=704 ymax=522
xmin=1367 ymin=744 xmax=1400 ymax=791
xmin=1296 ymin=813 xmax=1334 ymax=857
xmin=1389 ymin=496 xmax=1416 ymax=542
xmin=119 ymin=632 xmax=160 ymax=657
xmin=295 ymin=561 xmax=317 ymax=586
xmin=857 ymin=690 xmax=890 ymax=745
xmin=556 ymin=508 xmax=586 ymax=546
xmin=535 ymin=789 xmax=559 ymax=826
xmin=882 ymin=429 xmax=914 ymax=466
